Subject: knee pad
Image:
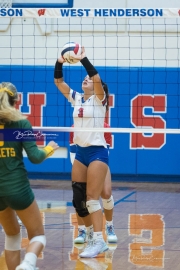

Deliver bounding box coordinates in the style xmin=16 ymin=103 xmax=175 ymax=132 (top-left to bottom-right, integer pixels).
xmin=30 ymin=235 xmax=46 ymax=248
xmin=5 ymin=232 xmax=21 ymax=251
xmin=72 ymin=182 xmax=89 ymax=217
xmin=102 ymin=195 xmax=114 ymax=210
xmin=86 ymin=200 xmax=101 ymax=214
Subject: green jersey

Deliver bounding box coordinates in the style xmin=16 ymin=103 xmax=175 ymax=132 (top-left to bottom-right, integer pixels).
xmin=0 ymin=119 xmax=47 ymax=196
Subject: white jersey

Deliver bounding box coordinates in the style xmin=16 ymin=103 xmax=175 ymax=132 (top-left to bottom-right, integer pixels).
xmin=68 ymin=89 xmax=107 ymax=148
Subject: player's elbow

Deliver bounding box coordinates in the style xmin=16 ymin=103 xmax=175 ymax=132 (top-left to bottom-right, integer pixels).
xmin=93 ymin=73 xmax=101 ymax=82
xmin=28 ymin=156 xmax=44 ymax=164
xmin=54 ymin=78 xmax=59 ymax=86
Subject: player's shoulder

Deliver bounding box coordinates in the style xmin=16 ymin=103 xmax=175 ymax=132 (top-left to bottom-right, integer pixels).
xmin=18 ymin=119 xmax=32 ymax=128
xmin=70 ymin=89 xmax=81 ymax=98
xmin=6 ymin=119 xmax=31 ymax=129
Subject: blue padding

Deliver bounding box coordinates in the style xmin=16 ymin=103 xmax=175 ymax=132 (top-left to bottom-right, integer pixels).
xmin=1 ymin=65 xmax=180 ymax=178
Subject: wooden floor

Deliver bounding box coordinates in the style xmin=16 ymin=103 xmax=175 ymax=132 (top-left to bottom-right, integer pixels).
xmin=1 ymin=180 xmax=180 ymax=270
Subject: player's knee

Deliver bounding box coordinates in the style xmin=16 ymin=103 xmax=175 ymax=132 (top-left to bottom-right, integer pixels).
xmin=30 ymin=235 xmax=46 ymax=248
xmin=72 ymin=182 xmax=89 ymax=217
xmin=101 ymin=190 xmax=112 ymax=200
xmin=102 ymin=195 xmax=114 ymax=210
xmin=5 ymin=232 xmax=21 ymax=251
xmin=86 ymin=200 xmax=101 ymax=214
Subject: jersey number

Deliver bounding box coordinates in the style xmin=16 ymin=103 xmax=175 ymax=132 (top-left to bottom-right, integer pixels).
xmin=78 ymin=108 xmax=84 ymax=118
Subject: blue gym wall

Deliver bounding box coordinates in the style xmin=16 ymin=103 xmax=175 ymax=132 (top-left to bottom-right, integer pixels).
xmin=1 ymin=65 xmax=180 ymax=181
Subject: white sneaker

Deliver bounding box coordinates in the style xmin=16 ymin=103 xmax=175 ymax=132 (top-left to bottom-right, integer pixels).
xmin=79 ymin=239 xmax=109 ymax=258
xmin=74 ymin=229 xmax=87 ymax=244
xmin=106 ymin=225 xmax=118 ymax=243
xmin=15 ymin=260 xmax=39 ymax=270
xmin=80 ymin=258 xmax=108 ymax=270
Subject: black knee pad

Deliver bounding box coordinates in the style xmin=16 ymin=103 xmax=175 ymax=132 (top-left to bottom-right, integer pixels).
xmin=72 ymin=182 xmax=89 ymax=217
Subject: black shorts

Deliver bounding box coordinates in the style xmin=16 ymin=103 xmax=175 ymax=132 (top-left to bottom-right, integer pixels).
xmin=0 ymin=186 xmax=35 ymax=211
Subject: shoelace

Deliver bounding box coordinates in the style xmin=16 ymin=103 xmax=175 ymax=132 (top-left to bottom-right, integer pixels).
xmin=107 ymin=225 xmax=115 ymax=235
xmin=87 ymin=230 xmax=93 ymax=240
xmin=78 ymin=230 xmax=86 ymax=238
xmin=86 ymin=234 xmax=94 ymax=249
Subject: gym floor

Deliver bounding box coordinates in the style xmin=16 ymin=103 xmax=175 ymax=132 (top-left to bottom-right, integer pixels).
xmin=0 ymin=179 xmax=180 ymax=270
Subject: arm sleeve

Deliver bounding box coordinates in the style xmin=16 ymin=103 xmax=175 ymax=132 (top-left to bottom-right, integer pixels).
xmin=21 ymin=120 xmax=53 ymax=164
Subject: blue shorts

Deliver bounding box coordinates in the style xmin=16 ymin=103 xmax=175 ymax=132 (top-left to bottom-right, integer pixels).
xmin=75 ymin=145 xmax=109 ymax=167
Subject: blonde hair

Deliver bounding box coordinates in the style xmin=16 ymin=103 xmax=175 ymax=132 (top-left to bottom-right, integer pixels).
xmin=0 ymin=82 xmax=27 ymax=124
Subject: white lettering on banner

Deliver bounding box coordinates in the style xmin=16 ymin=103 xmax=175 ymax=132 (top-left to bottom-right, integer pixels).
xmin=130 ymin=95 xmax=166 ymax=149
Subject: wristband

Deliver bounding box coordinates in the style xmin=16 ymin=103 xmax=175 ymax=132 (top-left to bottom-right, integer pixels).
xmin=80 ymin=57 xmax=98 ymax=78
xmin=43 ymin=145 xmax=54 ymax=158
xmin=54 ymin=60 xmax=63 ymax=79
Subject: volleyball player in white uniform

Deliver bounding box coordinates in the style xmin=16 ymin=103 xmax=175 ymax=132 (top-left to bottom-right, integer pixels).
xmin=69 ymin=123 xmax=118 ymax=245
xmin=54 ymin=47 xmax=110 ymax=258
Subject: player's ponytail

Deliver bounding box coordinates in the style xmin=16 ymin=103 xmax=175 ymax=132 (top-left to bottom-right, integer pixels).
xmin=0 ymin=82 xmax=27 ymax=124
xmin=101 ymin=80 xmax=109 ymax=112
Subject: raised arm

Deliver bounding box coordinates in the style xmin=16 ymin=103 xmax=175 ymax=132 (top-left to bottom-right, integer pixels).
xmin=54 ymin=57 xmax=70 ymax=99
xmin=80 ymin=56 xmax=104 ymax=100
xmin=71 ymin=47 xmax=105 ymax=100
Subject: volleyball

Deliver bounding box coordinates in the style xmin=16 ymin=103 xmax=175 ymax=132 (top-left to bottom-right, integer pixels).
xmin=61 ymin=42 xmax=82 ymax=64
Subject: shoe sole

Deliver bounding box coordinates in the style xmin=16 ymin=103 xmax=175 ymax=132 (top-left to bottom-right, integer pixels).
xmin=79 ymin=244 xmax=109 ymax=258
xmin=108 ymin=240 xmax=118 ymax=243
xmin=74 ymin=240 xmax=85 ymax=244
xmin=91 ymin=245 xmax=109 ymax=258
xmin=99 ymin=245 xmax=109 ymax=254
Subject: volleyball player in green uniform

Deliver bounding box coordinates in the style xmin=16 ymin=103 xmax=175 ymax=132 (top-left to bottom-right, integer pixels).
xmin=0 ymin=82 xmax=59 ymax=270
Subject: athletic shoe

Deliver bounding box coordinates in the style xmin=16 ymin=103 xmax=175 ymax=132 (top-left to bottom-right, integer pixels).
xmin=74 ymin=229 xmax=87 ymax=244
xmin=106 ymin=225 xmax=118 ymax=243
xmin=79 ymin=239 xmax=109 ymax=258
xmin=15 ymin=260 xmax=39 ymax=270
xmin=80 ymin=258 xmax=108 ymax=270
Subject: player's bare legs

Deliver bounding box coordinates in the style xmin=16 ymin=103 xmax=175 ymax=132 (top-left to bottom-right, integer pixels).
xmin=101 ymin=168 xmax=118 ymax=243
xmin=72 ymin=160 xmax=93 ymax=244
xmin=15 ymin=200 xmax=45 ymax=270
xmin=86 ymin=160 xmax=108 ymax=232
xmin=16 ymin=200 xmax=45 ymax=254
xmin=72 ymin=159 xmax=109 ymax=257
xmin=101 ymin=167 xmax=113 ymax=221
xmin=76 ymin=212 xmax=92 ymax=227
xmin=0 ymin=208 xmax=21 ymax=270
xmin=72 ymin=159 xmax=107 ymax=231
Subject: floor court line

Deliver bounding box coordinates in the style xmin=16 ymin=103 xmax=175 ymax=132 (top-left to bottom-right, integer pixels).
xmin=114 ymin=191 xmax=137 ymax=205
